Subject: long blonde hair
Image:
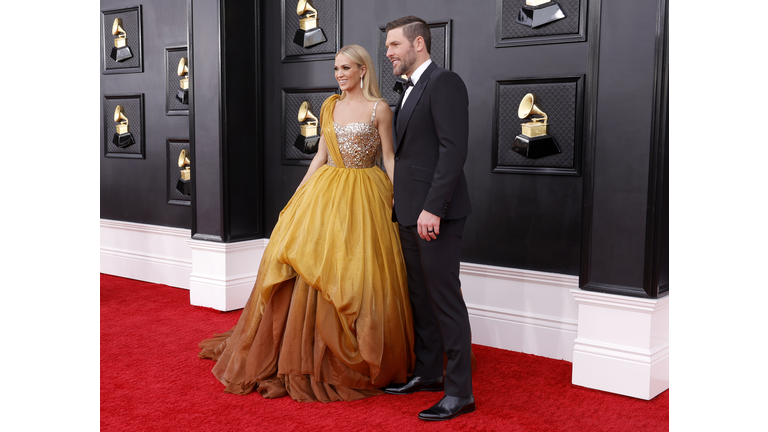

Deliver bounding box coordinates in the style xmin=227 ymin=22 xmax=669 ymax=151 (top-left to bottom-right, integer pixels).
xmin=336 ymin=44 xmax=384 ymax=102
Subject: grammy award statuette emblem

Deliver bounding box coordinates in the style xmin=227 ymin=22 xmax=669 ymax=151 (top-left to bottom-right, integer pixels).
xmin=176 ymin=149 xmax=191 ymax=196
xmin=515 ymin=0 xmax=566 ymax=28
xmin=176 ymin=57 xmax=189 ymax=105
xmin=112 ymin=105 xmax=136 ymax=148
xmin=293 ymin=0 xmax=327 ymax=48
xmin=110 ymin=18 xmax=134 ymax=62
xmin=294 ymin=101 xmax=321 ymax=154
xmin=512 ymin=93 xmax=561 ymax=159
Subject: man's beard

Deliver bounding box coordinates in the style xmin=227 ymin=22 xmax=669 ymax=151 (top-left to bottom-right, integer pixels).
xmin=392 ymin=45 xmax=417 ymax=76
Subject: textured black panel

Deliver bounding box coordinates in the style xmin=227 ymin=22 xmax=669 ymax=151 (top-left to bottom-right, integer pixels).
xmin=493 ymin=76 xmax=583 ymax=174
xmin=103 ymin=94 xmax=144 ymax=159
xmin=496 ymin=0 xmax=585 ymax=47
xmin=282 ymin=88 xmax=338 ymax=165
xmin=101 ymin=6 xmax=143 ymax=74
xmin=282 ymin=0 xmax=339 ymax=61
xmin=167 ymin=139 xmax=191 ymax=206
xmin=166 ymin=46 xmax=189 ymax=115
xmin=378 ymin=22 xmax=451 ymax=107
xmin=100 ymin=0 xmax=190 ymax=230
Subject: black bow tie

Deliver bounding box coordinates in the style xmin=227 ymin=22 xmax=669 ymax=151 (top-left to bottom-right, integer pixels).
xmin=393 ymin=76 xmax=414 ymax=95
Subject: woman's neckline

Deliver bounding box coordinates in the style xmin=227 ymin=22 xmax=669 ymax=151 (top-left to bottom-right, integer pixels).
xmin=333 ymin=120 xmax=373 ymax=128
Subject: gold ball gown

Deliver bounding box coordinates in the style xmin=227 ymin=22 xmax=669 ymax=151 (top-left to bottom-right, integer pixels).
xmin=198 ymin=95 xmax=416 ymax=402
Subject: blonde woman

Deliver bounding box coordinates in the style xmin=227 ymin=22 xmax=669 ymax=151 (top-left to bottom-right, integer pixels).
xmin=199 ymin=44 xmax=415 ymax=403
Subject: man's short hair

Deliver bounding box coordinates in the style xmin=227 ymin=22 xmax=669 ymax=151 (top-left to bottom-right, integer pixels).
xmin=385 ymin=16 xmax=431 ymax=55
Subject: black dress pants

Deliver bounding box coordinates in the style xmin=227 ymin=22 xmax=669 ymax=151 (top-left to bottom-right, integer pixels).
xmin=398 ymin=217 xmax=472 ymax=397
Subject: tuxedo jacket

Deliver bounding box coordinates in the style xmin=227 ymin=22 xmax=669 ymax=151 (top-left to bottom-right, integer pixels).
xmin=392 ymin=62 xmax=472 ymax=226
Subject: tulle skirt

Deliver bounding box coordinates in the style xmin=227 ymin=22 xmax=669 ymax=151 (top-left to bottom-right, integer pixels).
xmin=199 ymin=164 xmax=415 ymax=402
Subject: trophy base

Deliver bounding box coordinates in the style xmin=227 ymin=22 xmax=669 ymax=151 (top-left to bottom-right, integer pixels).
xmin=512 ymin=135 xmax=561 ymax=159
xmin=294 ymin=134 xmax=321 ymax=154
xmin=112 ymin=132 xmax=135 ymax=148
xmin=110 ymin=46 xmax=134 ymax=62
xmin=176 ymin=88 xmax=188 ymax=104
xmin=176 ymin=179 xmax=191 ymax=196
xmin=515 ymin=3 xmax=566 ymax=28
xmin=293 ymin=27 xmax=327 ymax=48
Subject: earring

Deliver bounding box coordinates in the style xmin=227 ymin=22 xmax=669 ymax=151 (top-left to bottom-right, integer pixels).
xmin=360 ymin=75 xmax=364 ymax=90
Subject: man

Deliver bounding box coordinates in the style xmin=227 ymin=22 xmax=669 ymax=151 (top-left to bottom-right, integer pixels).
xmin=382 ymin=16 xmax=474 ymax=421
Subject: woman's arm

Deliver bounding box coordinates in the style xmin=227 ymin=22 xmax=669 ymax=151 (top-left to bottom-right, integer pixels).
xmin=376 ymin=102 xmax=395 ymax=185
xmin=296 ymin=133 xmax=328 ymax=191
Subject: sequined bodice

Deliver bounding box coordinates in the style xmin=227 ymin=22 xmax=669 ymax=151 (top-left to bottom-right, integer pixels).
xmin=327 ymin=101 xmax=381 ymax=169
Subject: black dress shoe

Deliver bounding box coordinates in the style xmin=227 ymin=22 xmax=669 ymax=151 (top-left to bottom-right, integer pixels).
xmin=418 ymin=395 xmax=476 ymax=421
xmin=382 ymin=376 xmax=444 ymax=395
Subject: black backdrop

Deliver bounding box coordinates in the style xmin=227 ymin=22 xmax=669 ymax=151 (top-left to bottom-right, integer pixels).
xmin=100 ymin=0 xmax=190 ymax=228
xmin=100 ymin=0 xmax=668 ymax=299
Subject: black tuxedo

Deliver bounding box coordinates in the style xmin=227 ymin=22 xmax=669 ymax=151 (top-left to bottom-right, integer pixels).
xmin=392 ymin=62 xmax=472 ymax=226
xmin=392 ymin=61 xmax=473 ymax=397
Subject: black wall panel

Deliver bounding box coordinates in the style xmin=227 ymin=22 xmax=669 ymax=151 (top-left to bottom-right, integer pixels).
xmin=496 ymin=0 xmax=586 ymax=47
xmin=220 ymin=0 xmax=262 ymax=242
xmin=282 ymin=88 xmax=338 ymax=165
xmin=492 ymin=76 xmax=584 ymax=175
xmin=188 ymin=0 xmax=223 ymax=240
xmin=578 ymin=0 xmax=668 ymax=298
xmin=103 ymin=94 xmax=145 ymax=159
xmin=584 ymin=0 xmax=658 ymax=289
xmin=165 ymin=46 xmax=189 ymax=116
xmin=186 ymin=0 xmax=262 ymax=242
xmin=282 ymin=0 xmax=340 ymax=62
xmin=166 ymin=138 xmax=191 ymax=206
xmin=101 ymin=6 xmax=144 ymax=74
xmin=100 ymin=0 xmax=190 ymax=229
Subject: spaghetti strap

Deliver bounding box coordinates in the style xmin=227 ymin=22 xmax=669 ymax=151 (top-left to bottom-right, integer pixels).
xmin=370 ymin=100 xmax=380 ymax=124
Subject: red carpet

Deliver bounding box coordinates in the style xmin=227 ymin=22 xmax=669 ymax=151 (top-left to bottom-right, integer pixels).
xmin=101 ymin=274 xmax=668 ymax=431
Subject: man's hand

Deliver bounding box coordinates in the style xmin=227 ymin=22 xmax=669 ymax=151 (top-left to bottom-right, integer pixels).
xmin=417 ymin=210 xmax=441 ymax=241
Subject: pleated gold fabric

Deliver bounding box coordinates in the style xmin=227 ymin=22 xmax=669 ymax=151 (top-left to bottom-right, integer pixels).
xmin=199 ymin=95 xmax=415 ymax=402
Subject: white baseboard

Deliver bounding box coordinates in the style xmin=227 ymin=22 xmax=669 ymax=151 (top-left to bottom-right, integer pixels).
xmin=100 ymin=219 xmax=193 ymax=289
xmin=187 ymin=238 xmax=268 ymax=311
xmin=571 ymin=289 xmax=670 ymax=399
xmin=460 ymin=263 xmax=580 ymax=361
xmin=99 ymin=220 xmax=579 ymax=363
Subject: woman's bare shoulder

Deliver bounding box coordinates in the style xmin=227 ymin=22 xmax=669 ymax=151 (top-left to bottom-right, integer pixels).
xmin=376 ymin=99 xmax=393 ymax=122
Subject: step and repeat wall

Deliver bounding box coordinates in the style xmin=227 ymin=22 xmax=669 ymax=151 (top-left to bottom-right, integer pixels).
xmin=100 ymin=0 xmax=668 ymax=296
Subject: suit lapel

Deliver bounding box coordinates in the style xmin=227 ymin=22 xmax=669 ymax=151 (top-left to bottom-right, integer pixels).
xmin=395 ymin=62 xmax=437 ymax=152
xmin=392 ymin=93 xmax=403 ymax=152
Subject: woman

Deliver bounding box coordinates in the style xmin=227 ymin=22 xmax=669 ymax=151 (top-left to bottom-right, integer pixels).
xmin=198 ymin=44 xmax=415 ymax=403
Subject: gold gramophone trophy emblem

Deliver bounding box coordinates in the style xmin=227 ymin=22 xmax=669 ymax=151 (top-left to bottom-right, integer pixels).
xmin=512 ymin=93 xmax=561 ymax=159
xmin=176 ymin=149 xmax=191 ymax=196
xmin=294 ymin=101 xmax=321 ymax=154
xmin=110 ymin=18 xmax=134 ymax=62
xmin=515 ymin=0 xmax=566 ymax=28
xmin=176 ymin=57 xmax=189 ymax=104
xmin=112 ymin=105 xmax=136 ymax=148
xmin=293 ymin=0 xmax=327 ymax=48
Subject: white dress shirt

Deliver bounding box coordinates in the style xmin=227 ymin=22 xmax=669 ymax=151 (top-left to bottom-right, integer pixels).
xmin=401 ymin=59 xmax=432 ymax=108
